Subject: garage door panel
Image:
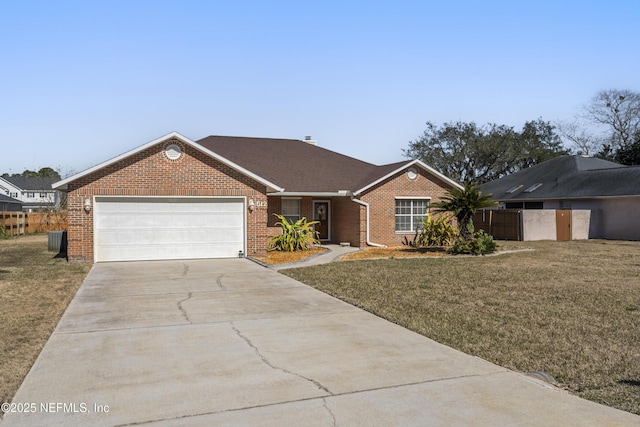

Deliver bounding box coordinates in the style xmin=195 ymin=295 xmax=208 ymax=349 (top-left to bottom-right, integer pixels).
xmin=95 ymin=198 xmax=245 ymax=262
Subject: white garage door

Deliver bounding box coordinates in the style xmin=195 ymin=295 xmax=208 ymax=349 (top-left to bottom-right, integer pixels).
xmin=94 ymin=197 xmax=245 ymax=262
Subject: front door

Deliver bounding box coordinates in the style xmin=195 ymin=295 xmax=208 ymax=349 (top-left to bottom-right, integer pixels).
xmin=313 ymin=200 xmax=330 ymax=241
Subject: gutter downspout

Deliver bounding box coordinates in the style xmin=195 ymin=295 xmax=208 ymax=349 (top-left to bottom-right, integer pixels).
xmin=350 ymin=195 xmax=387 ymax=248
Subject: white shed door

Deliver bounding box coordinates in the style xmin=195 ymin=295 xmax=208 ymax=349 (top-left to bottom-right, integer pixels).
xmin=94 ymin=197 xmax=245 ymax=262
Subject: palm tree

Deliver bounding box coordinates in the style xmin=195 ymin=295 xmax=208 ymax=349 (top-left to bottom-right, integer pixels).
xmin=432 ymin=183 xmax=497 ymax=240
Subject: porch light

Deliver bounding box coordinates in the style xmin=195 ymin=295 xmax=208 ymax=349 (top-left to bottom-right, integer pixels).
xmin=248 ymin=199 xmax=255 ymax=212
xmin=84 ymin=199 xmax=91 ymax=213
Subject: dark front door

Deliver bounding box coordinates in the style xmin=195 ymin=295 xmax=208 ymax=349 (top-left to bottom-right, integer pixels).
xmin=313 ymin=201 xmax=330 ymax=241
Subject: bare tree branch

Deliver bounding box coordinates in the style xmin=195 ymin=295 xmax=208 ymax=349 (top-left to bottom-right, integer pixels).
xmin=581 ymin=89 xmax=640 ymax=149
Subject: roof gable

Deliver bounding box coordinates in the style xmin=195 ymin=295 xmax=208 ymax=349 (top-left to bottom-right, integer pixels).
xmin=353 ymin=159 xmax=463 ymax=195
xmin=53 ymin=132 xmax=284 ymax=192
xmin=480 ymin=155 xmax=640 ymax=200
xmin=0 ymin=177 xmax=22 ymax=193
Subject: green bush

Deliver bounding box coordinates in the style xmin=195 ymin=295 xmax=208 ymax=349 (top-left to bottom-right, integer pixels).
xmin=268 ymin=214 xmax=321 ymax=252
xmin=404 ymin=215 xmax=458 ymax=248
xmin=448 ymin=230 xmax=496 ymax=255
xmin=416 ymin=214 xmax=458 ymax=247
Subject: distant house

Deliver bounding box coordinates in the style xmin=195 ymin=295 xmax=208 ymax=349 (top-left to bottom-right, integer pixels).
xmin=480 ymin=155 xmax=640 ymax=240
xmin=0 ymin=194 xmax=22 ymax=212
xmin=0 ymin=176 xmax=60 ymax=212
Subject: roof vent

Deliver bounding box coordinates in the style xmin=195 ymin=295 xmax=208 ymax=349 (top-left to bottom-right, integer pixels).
xmin=304 ymin=136 xmax=317 ymax=146
xmin=524 ymin=183 xmax=543 ymax=193
xmin=505 ymin=185 xmax=523 ymax=194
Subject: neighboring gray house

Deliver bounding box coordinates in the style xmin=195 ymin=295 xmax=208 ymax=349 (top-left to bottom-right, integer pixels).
xmin=0 ymin=194 xmax=23 ymax=212
xmin=480 ymin=155 xmax=640 ymax=240
xmin=0 ymin=176 xmax=60 ymax=211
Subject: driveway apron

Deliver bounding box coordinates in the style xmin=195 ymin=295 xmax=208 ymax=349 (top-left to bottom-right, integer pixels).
xmin=2 ymin=259 xmax=639 ymax=426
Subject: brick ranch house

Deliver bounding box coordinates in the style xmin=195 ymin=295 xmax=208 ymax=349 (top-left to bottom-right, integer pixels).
xmin=53 ymin=132 xmax=462 ymax=263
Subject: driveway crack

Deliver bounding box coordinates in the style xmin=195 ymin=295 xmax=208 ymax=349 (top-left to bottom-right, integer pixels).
xmin=177 ymin=292 xmax=193 ymax=323
xmin=322 ymin=398 xmax=337 ymax=426
xmin=230 ymin=322 xmax=332 ymax=395
xmin=216 ymin=274 xmax=226 ymax=290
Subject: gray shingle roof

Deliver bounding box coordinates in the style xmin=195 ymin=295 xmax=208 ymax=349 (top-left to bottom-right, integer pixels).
xmin=480 ymin=155 xmax=640 ymax=200
xmin=197 ymin=136 xmax=414 ymax=193
xmin=3 ymin=176 xmax=57 ymax=191
xmin=0 ymin=194 xmax=22 ymax=204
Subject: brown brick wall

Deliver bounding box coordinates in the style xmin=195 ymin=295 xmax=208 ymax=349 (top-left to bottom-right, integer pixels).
xmin=264 ymin=165 xmax=455 ymax=250
xmin=359 ymin=168 xmax=454 ymax=247
xmin=66 ymin=140 xmax=268 ymax=262
xmin=332 ymin=196 xmax=364 ymax=247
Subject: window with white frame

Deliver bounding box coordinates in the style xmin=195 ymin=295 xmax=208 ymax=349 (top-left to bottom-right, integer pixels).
xmin=27 ymin=192 xmax=35 ymax=198
xmin=281 ymin=198 xmax=301 ymax=223
xmin=395 ymin=198 xmax=430 ymax=232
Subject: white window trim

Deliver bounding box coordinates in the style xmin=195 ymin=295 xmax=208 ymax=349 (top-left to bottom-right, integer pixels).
xmin=395 ymin=196 xmax=432 ymax=200
xmin=394 ymin=197 xmax=432 ymax=233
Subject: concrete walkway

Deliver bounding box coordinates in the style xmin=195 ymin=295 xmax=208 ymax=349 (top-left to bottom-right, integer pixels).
xmin=2 ymin=258 xmax=639 ymax=426
xmin=269 ymin=244 xmax=360 ymax=270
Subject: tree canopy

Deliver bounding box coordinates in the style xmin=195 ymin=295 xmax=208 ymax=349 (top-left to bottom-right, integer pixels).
xmin=583 ymin=89 xmax=640 ymax=150
xmin=1 ymin=167 xmax=61 ymax=181
xmin=404 ymin=119 xmax=567 ymax=184
xmin=559 ymin=89 xmax=640 ymax=165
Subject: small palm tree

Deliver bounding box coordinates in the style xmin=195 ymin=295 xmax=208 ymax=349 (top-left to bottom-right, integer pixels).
xmin=432 ymin=183 xmax=497 ymax=240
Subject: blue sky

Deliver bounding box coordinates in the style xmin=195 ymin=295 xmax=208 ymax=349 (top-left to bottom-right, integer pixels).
xmin=2 ymin=1 xmax=639 ymax=176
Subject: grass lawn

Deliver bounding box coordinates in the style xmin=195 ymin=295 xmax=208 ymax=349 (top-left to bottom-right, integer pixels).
xmin=0 ymin=235 xmax=90 ymax=416
xmin=281 ymin=240 xmax=640 ymax=416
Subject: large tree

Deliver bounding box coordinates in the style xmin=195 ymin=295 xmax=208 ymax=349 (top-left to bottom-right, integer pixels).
xmin=404 ymin=119 xmax=567 ymax=184
xmin=583 ymin=89 xmax=640 ymax=150
xmin=558 ymin=89 xmax=640 ymax=165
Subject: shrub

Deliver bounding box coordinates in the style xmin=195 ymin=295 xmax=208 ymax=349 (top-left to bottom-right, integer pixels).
xmin=432 ymin=183 xmax=497 ymax=240
xmin=416 ymin=214 xmax=458 ymax=247
xmin=403 ymin=214 xmax=459 ymax=248
xmin=448 ymin=230 xmax=496 ymax=255
xmin=268 ymin=214 xmax=321 ymax=252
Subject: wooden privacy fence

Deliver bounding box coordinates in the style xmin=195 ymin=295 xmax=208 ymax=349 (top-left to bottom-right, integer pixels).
xmin=0 ymin=211 xmax=68 ymax=236
xmin=1 ymin=212 xmax=26 ymax=236
xmin=473 ymin=209 xmax=522 ymax=240
xmin=26 ymin=211 xmax=68 ymax=234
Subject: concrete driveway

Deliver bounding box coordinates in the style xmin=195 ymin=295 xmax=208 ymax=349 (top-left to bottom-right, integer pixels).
xmin=2 ymin=259 xmax=639 ymax=426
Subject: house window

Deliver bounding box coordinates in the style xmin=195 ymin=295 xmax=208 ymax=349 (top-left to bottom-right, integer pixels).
xmin=395 ymin=199 xmax=430 ymax=232
xmin=40 ymin=193 xmax=47 ymax=198
xmin=27 ymin=192 xmax=35 ymax=198
xmin=10 ymin=192 xmax=18 ymax=198
xmin=281 ymin=198 xmax=301 ymax=223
